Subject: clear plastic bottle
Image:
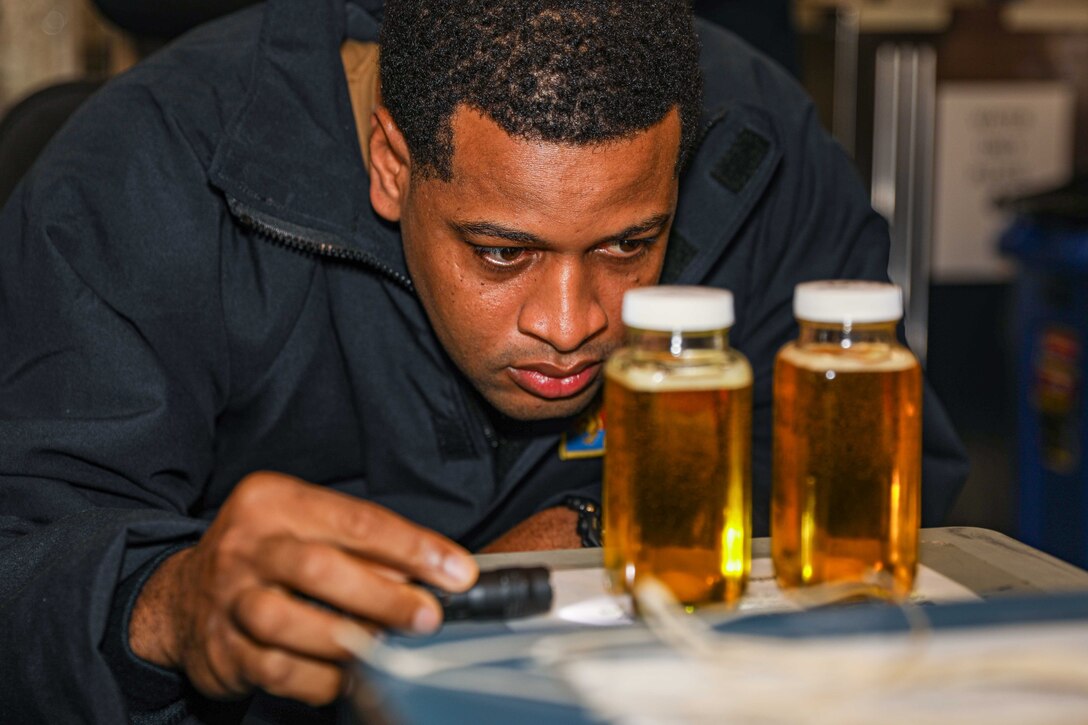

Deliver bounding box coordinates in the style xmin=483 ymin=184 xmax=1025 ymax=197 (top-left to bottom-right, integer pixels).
xmin=604 ymin=286 xmax=752 ymax=606
xmin=772 ymin=281 xmax=922 ymax=599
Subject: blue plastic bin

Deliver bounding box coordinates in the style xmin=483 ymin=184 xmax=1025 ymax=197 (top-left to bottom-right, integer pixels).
xmin=1001 ymin=201 xmax=1088 ymax=568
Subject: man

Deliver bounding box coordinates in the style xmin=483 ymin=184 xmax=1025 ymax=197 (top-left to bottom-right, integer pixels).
xmin=0 ymin=0 xmax=969 ymax=721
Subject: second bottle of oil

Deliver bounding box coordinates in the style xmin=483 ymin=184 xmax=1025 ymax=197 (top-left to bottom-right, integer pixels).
xmin=772 ymin=281 xmax=922 ymax=599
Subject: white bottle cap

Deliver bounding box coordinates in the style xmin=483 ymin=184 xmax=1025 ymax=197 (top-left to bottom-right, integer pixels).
xmin=622 ymin=286 xmax=735 ymax=332
xmin=793 ymin=280 xmax=903 ymax=323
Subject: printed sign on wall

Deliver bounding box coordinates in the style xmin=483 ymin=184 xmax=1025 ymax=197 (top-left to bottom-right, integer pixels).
xmin=932 ymin=82 xmax=1075 ymax=282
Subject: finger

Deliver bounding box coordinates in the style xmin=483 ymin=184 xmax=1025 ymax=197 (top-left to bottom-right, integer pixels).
xmin=358 ymin=560 xmax=410 ymax=584
xmin=183 ymin=622 xmax=255 ymax=702
xmin=232 ymin=585 xmax=372 ymax=661
xmin=234 ymin=637 xmax=346 ymax=708
xmin=237 ymin=472 xmax=478 ymax=591
xmin=254 ymin=537 xmax=444 ymax=634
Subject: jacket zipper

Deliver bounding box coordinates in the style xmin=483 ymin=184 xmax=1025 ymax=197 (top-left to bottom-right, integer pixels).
xmin=228 ymin=197 xmax=414 ymax=292
xmin=225 ymin=196 xmax=507 ymax=450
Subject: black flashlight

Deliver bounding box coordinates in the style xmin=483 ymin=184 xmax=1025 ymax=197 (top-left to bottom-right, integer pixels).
xmin=424 ymin=566 xmax=553 ymax=622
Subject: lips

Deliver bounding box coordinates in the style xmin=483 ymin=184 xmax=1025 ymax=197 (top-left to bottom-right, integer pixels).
xmin=506 ymin=361 xmax=602 ymax=400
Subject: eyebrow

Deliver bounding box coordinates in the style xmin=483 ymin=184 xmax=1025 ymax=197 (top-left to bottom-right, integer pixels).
xmin=451 ymin=213 xmax=672 ymax=248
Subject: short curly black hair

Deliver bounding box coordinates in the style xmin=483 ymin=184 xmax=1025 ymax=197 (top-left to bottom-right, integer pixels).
xmin=379 ymin=0 xmax=703 ymax=180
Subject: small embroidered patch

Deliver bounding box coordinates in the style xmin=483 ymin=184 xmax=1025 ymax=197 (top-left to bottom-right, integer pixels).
xmin=559 ymin=408 xmax=606 ymax=460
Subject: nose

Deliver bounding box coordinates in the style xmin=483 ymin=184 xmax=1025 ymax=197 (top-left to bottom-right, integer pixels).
xmin=517 ymin=258 xmax=608 ymax=353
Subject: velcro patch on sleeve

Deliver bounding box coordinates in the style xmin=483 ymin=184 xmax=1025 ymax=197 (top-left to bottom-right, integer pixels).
xmin=711 ymin=129 xmax=771 ymax=194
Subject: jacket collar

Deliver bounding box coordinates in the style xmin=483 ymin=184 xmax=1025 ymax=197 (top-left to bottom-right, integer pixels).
xmin=208 ymin=0 xmax=405 ymax=274
xmin=667 ymin=100 xmax=782 ymax=288
xmin=664 ymin=21 xmax=783 ymax=290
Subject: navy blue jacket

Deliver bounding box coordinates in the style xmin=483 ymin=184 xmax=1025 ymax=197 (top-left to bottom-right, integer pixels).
xmin=0 ymin=0 xmax=968 ymax=721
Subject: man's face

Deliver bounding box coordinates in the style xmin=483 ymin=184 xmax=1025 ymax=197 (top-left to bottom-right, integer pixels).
xmin=395 ymin=107 xmax=681 ymax=420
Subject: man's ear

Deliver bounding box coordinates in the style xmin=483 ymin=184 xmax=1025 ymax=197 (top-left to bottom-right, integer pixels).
xmin=369 ymin=106 xmax=411 ymax=222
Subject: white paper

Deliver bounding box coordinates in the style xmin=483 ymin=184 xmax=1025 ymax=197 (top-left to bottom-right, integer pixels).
xmin=507 ymin=558 xmax=979 ymax=631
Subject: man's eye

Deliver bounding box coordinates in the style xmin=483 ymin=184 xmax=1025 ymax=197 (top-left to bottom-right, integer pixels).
xmin=602 ymin=239 xmax=651 ymax=258
xmin=474 ymin=246 xmax=528 ymax=267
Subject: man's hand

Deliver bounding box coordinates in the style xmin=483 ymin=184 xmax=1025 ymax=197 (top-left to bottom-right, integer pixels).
xmin=128 ymin=471 xmax=478 ymax=706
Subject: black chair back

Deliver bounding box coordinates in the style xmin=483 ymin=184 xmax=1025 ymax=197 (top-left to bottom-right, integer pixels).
xmin=0 ymin=80 xmax=103 ymax=207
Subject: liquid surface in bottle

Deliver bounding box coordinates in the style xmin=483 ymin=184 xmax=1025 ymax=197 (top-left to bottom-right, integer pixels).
xmin=772 ymin=342 xmax=921 ymax=598
xmin=604 ymin=351 xmax=752 ymax=606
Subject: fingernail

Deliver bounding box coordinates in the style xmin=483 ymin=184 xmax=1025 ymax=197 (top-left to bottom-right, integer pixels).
xmin=412 ymin=605 xmax=440 ymax=634
xmin=442 ymin=555 xmax=477 ymax=587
